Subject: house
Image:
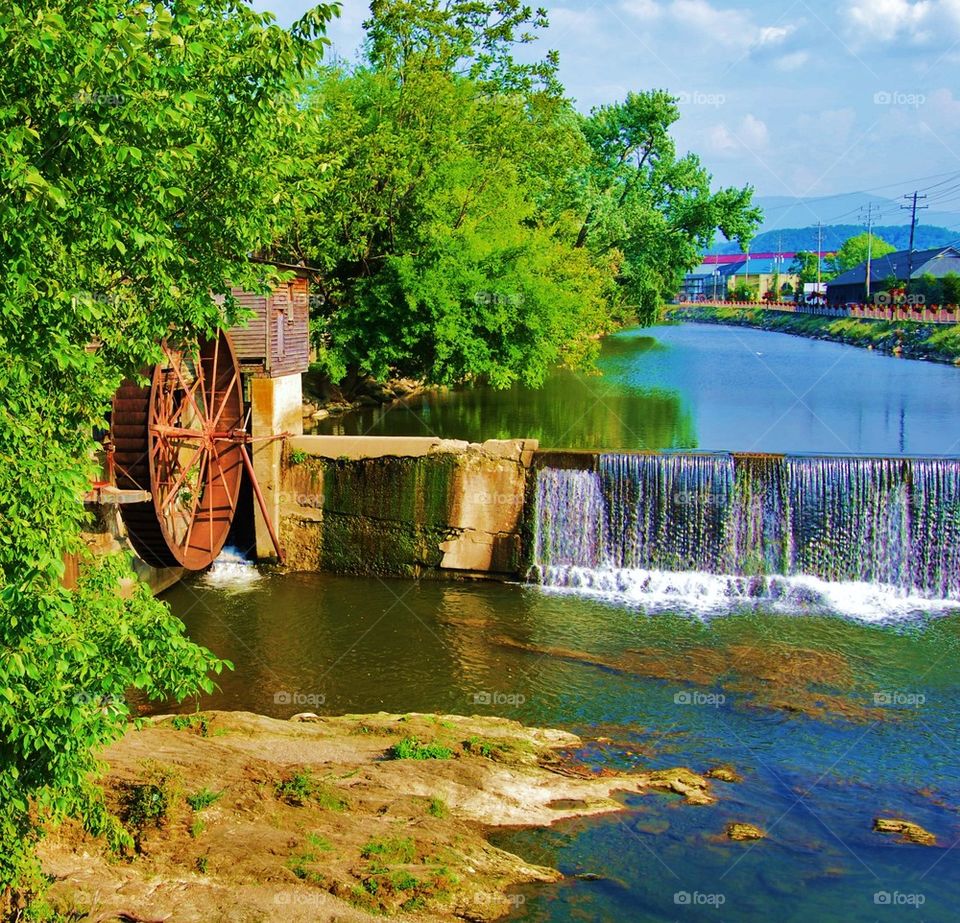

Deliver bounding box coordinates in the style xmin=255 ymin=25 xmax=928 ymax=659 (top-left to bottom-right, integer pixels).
xmin=680 ymin=252 xmax=810 ymax=301
xmin=826 ymin=246 xmax=960 ymax=304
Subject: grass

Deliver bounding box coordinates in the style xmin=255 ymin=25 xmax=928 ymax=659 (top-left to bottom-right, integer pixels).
xmin=307 ymin=831 xmax=333 ymax=851
xmin=189 ymin=818 xmax=205 ymax=839
xmin=170 ymin=712 xmax=209 ymax=737
xmin=120 ymin=763 xmax=181 ymax=832
xmin=427 ymin=796 xmax=448 ymax=818
xmin=463 ymin=735 xmax=495 ymax=758
xmin=289 ymin=449 xmax=310 ymax=465
xmin=274 ymin=770 xmax=314 ymax=805
xmin=348 ymin=839 xmax=461 ymax=915
xmin=287 ymin=850 xmax=322 ymax=882
xmin=360 ymin=836 xmax=416 ymax=864
xmin=186 ymin=787 xmax=223 ymax=811
xmin=274 ymin=769 xmax=349 ymax=810
xmin=387 ymin=737 xmax=454 ymax=761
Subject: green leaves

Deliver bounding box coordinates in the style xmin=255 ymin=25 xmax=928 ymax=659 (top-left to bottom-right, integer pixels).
xmin=576 ymin=91 xmax=761 ymax=324
xmin=0 ymin=0 xmax=337 ymax=907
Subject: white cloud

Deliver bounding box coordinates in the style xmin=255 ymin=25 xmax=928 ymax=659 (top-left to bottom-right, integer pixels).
xmin=620 ymin=0 xmax=662 ymax=18
xmin=740 ymin=113 xmax=770 ymax=148
xmin=844 ymin=0 xmax=960 ymax=45
xmin=775 ymin=51 xmax=810 ymax=71
xmin=662 ymin=0 xmax=798 ymax=52
xmin=755 ymin=25 xmax=793 ymax=48
xmin=707 ymin=123 xmax=738 ymax=154
xmin=706 ymin=114 xmax=770 ymax=155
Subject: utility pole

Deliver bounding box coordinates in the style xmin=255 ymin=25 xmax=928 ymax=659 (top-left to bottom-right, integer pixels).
xmin=901 ymin=191 xmax=929 ymax=294
xmin=816 ymin=221 xmax=822 ymax=292
xmin=859 ymin=204 xmax=881 ymax=302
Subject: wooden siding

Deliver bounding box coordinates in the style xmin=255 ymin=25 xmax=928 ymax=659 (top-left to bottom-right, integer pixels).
xmin=225 ymin=274 xmax=311 ymax=378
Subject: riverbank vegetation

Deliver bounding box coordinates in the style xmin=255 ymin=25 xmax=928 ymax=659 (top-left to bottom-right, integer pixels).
xmin=670 ymin=305 xmax=960 ymax=365
xmin=0 ymin=0 xmax=337 ymax=913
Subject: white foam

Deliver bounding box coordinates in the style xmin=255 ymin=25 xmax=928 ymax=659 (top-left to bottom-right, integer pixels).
xmin=200 ymin=547 xmax=262 ymax=592
xmin=528 ymin=565 xmax=960 ymax=624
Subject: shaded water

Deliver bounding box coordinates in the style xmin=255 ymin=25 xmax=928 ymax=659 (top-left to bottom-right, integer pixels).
xmin=314 ymin=323 xmax=960 ymax=455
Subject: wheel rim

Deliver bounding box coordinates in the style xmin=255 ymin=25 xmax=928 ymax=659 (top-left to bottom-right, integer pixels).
xmin=113 ymin=330 xmax=244 ymax=570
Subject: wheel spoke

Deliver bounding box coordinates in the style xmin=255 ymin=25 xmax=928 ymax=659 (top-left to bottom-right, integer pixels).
xmin=210 ymin=370 xmax=239 ymax=431
xmin=158 ymin=444 xmax=205 ymax=513
xmin=163 ymin=343 xmax=207 ymax=429
xmin=169 ymin=374 xmax=204 ymax=428
xmin=181 ymin=450 xmax=209 ymax=553
xmin=208 ymin=443 xmax=238 ymax=514
xmin=209 ymin=331 xmax=220 ymax=420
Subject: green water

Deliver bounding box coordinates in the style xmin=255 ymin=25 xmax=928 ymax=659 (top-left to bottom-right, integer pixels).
xmin=315 ymin=322 xmax=960 ymax=455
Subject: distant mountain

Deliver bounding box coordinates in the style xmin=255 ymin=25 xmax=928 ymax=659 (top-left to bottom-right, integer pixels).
xmin=754 ymin=193 xmax=960 ymax=234
xmin=709 ymin=224 xmax=960 ymax=256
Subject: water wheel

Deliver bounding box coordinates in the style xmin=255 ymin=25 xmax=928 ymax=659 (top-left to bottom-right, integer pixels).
xmin=111 ymin=331 xmax=246 ymax=570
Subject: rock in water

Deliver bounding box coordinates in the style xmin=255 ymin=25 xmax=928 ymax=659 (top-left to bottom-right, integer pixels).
xmin=646 ymin=768 xmax=714 ymax=805
xmin=726 ymin=822 xmax=765 ymax=841
xmin=707 ymin=765 xmax=743 ymax=783
xmin=873 ymin=818 xmax=937 ymax=846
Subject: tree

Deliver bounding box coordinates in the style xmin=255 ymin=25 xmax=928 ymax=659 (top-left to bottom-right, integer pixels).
xmin=285 ymin=1 xmax=608 ymax=388
xmin=283 ymin=2 xmax=761 ymax=387
xmin=828 ymin=233 xmax=895 ymax=276
xmin=942 ymin=273 xmax=960 ymax=305
xmin=0 ymin=0 xmax=336 ymax=908
xmin=574 ymin=92 xmax=761 ymax=325
xmin=789 ymin=250 xmax=832 ymax=284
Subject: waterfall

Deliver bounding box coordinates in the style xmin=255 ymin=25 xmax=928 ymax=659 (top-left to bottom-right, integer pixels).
xmin=528 ymin=454 xmax=960 ymax=616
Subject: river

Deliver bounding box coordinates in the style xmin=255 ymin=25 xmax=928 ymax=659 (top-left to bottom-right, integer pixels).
xmin=165 ymin=322 xmax=960 ymax=922
xmin=312 ymin=322 xmax=960 ymax=456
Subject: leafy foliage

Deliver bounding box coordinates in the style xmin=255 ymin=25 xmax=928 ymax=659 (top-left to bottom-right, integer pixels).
xmin=0 ymin=0 xmax=336 ymax=908
xmin=574 ymin=91 xmax=760 ymax=324
xmin=388 ymin=737 xmax=454 ymax=760
xmin=281 ymin=0 xmax=759 ymax=388
xmin=828 ymin=232 xmax=896 ymax=275
xmin=789 ymin=250 xmax=833 ymax=284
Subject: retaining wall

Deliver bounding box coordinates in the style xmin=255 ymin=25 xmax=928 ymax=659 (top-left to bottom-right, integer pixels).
xmin=279 ymin=436 xmax=538 ymax=578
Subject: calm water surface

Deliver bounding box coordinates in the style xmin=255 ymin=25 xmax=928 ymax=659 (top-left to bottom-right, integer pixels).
xmin=316 ymin=323 xmax=960 ymax=455
xmin=168 ymin=324 xmax=960 ymax=921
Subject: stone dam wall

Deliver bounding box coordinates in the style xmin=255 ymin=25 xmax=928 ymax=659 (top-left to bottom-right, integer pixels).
xmin=278 ymin=436 xmax=538 ymax=579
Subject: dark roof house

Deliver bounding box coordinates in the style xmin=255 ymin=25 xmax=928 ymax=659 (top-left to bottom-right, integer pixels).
xmin=827 ymin=246 xmax=960 ymax=303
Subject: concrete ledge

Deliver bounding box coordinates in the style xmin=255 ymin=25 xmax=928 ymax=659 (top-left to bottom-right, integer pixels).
xmin=289 ymin=435 xmax=538 ymax=462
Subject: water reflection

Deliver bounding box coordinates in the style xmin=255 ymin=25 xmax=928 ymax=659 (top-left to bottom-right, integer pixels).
xmin=314 ymin=334 xmax=697 ymax=451
xmin=314 ymin=323 xmax=960 ymax=455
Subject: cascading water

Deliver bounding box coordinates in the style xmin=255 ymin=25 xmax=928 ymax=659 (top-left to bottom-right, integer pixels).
xmin=528 ymin=454 xmax=960 ymax=619
xmin=200 ymin=546 xmax=262 ymax=592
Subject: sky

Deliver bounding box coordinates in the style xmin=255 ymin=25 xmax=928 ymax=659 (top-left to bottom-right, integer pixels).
xmin=253 ymin=0 xmax=960 ymax=209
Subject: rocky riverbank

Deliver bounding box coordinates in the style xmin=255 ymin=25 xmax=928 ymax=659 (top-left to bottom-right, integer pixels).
xmin=39 ymin=711 xmax=719 ymax=922
xmin=301 ymin=372 xmax=433 ymax=427
xmin=668 ymin=305 xmax=960 ymax=366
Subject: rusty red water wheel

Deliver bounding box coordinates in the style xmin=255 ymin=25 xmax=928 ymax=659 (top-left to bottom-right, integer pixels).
xmin=112 ymin=331 xmax=245 ymax=570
